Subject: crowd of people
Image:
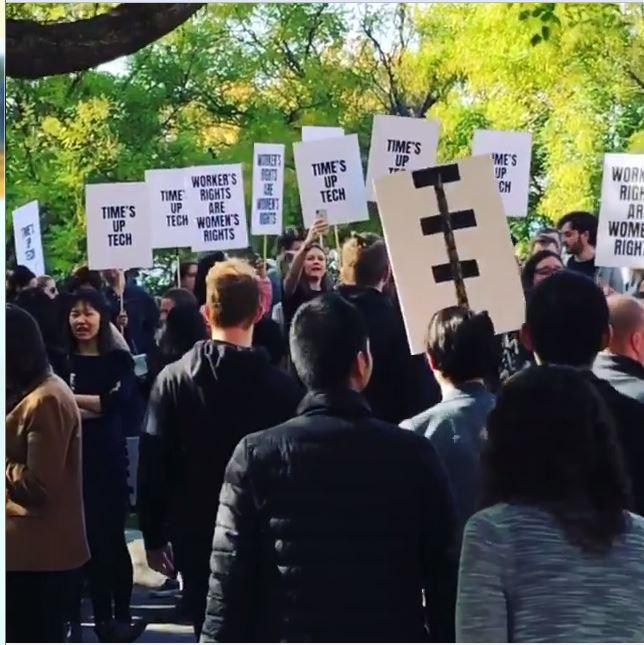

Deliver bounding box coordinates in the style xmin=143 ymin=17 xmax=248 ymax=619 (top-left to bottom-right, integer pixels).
xmin=5 ymin=209 xmax=644 ymax=643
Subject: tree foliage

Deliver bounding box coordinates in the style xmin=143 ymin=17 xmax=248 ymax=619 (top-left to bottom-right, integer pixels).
xmin=6 ymin=3 xmax=643 ymax=282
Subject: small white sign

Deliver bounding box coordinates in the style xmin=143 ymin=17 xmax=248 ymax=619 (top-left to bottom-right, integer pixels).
xmin=145 ymin=168 xmax=193 ymax=249
xmin=366 ymin=115 xmax=440 ymax=201
xmin=251 ymin=143 xmax=285 ymax=236
xmin=294 ymin=134 xmax=369 ymax=228
xmin=184 ymin=163 xmax=249 ymax=252
xmin=302 ymin=126 xmax=345 ymax=142
xmin=472 ymin=130 xmax=532 ymax=218
xmin=86 ymin=182 xmax=153 ymax=270
xmin=12 ymin=200 xmax=45 ymax=276
xmin=596 ymin=153 xmax=644 ymax=269
xmin=374 ymin=156 xmax=525 ymax=354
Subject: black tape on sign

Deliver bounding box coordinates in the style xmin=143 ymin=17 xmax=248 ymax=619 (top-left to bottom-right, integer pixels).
xmin=432 ymin=260 xmax=480 ymax=284
xmin=412 ymin=164 xmax=461 ymax=189
xmin=420 ymin=209 xmax=477 ymax=236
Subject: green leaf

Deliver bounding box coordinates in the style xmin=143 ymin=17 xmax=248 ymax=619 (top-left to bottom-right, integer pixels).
xmin=541 ymin=25 xmax=550 ymax=40
xmin=519 ymin=10 xmax=530 ymax=20
xmin=531 ymin=34 xmax=542 ymax=46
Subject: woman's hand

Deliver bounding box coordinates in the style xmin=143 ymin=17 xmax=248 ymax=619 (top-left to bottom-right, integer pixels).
xmin=305 ymin=218 xmax=330 ymax=245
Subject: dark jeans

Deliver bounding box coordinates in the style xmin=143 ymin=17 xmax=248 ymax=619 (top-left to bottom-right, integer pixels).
xmin=7 ymin=570 xmax=73 ymax=642
xmin=70 ymin=494 xmax=133 ymax=625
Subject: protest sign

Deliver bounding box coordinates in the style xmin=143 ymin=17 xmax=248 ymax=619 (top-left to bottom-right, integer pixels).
xmin=86 ymin=182 xmax=153 ymax=270
xmin=251 ymin=143 xmax=285 ymax=236
xmin=365 ymin=115 xmax=440 ymax=201
xmin=302 ymin=126 xmax=345 ymax=142
xmin=184 ymin=163 xmax=249 ymax=252
xmin=294 ymin=134 xmax=369 ymax=228
xmin=12 ymin=200 xmax=45 ymax=275
xmin=596 ymin=153 xmax=644 ymax=269
xmin=374 ymin=155 xmax=525 ymax=354
xmin=145 ymin=168 xmax=193 ymax=249
xmin=472 ymin=130 xmax=532 ymax=218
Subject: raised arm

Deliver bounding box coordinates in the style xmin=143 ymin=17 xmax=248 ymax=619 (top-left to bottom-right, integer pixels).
xmin=283 ymin=218 xmax=329 ymax=298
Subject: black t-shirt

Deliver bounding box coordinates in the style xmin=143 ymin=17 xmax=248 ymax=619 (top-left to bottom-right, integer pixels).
xmin=566 ymin=256 xmax=596 ymax=280
xmin=283 ymin=282 xmax=325 ymax=326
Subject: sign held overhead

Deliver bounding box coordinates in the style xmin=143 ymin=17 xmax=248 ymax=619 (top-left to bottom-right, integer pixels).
xmin=251 ymin=143 xmax=285 ymax=236
xmin=12 ymin=200 xmax=45 ymax=276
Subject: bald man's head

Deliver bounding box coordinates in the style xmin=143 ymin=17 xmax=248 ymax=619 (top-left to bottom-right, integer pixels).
xmin=607 ymin=295 xmax=644 ymax=365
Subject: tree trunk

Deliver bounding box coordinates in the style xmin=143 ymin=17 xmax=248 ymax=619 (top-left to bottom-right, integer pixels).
xmin=7 ymin=3 xmax=204 ymax=79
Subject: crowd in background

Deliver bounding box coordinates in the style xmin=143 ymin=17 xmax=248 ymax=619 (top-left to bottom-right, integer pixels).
xmin=5 ymin=209 xmax=644 ymax=643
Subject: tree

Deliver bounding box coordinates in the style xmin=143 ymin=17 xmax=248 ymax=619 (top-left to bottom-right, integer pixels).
xmin=7 ymin=3 xmax=203 ymax=79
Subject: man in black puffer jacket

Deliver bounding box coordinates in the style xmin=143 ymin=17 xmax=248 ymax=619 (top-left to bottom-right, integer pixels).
xmin=138 ymin=260 xmax=302 ymax=638
xmin=201 ymin=293 xmax=458 ymax=643
xmin=337 ymin=233 xmax=440 ymax=424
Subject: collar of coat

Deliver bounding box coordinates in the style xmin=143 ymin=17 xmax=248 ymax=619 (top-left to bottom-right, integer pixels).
xmin=297 ymin=387 xmax=372 ymax=419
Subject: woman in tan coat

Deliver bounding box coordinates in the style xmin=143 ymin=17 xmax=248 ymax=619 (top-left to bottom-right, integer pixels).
xmin=6 ymin=304 xmax=89 ymax=642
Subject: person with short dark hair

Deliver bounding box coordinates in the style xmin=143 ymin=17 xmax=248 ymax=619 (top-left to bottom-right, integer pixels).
xmin=522 ymin=271 xmax=644 ymax=516
xmin=138 ymin=259 xmax=301 ymax=638
xmin=268 ymin=228 xmax=305 ymax=309
xmin=530 ymin=226 xmax=561 ymax=255
xmin=559 ymin=211 xmax=623 ymax=293
xmin=456 ymin=365 xmax=644 ymax=642
xmin=521 ymin=249 xmax=564 ymax=292
xmin=337 ymin=233 xmax=440 ymax=423
xmin=6 ymin=305 xmax=90 ymax=643
xmin=179 ymin=261 xmax=198 ymax=293
xmin=401 ymin=307 xmax=499 ymax=529
xmin=194 ymin=252 xmax=226 ymax=307
xmin=67 ymin=266 xmax=103 ymax=292
xmin=7 ymin=265 xmax=37 ymax=301
xmin=201 ymin=293 xmax=458 ymax=642
xmin=593 ymin=295 xmax=644 ymax=404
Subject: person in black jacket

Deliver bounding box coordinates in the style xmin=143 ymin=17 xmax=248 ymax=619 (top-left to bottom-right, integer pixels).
xmin=337 ymin=233 xmax=440 ymax=423
xmin=201 ymin=293 xmax=459 ymax=643
xmin=138 ymin=259 xmax=302 ymax=638
xmin=521 ymin=270 xmax=644 ymax=517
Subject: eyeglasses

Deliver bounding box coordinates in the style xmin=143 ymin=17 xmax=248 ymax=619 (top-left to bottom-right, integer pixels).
xmin=535 ymin=266 xmax=563 ymax=277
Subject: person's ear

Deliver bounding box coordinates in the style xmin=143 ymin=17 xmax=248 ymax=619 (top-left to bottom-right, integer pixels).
xmin=520 ymin=323 xmax=534 ymax=353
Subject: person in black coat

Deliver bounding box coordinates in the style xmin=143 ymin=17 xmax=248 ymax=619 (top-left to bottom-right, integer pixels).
xmin=336 ymin=233 xmax=440 ymax=423
xmin=522 ymin=271 xmax=644 ymax=517
xmin=201 ymin=293 xmax=459 ymax=643
xmin=138 ymin=260 xmax=302 ymax=638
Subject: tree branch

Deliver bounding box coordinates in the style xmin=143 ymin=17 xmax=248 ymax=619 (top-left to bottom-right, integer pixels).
xmin=7 ymin=4 xmax=204 ymax=79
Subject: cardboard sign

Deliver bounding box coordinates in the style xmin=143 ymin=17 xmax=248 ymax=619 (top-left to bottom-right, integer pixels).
xmin=184 ymin=163 xmax=249 ymax=252
xmin=251 ymin=143 xmax=285 ymax=236
xmin=294 ymin=134 xmax=369 ymax=228
xmin=596 ymin=153 xmax=644 ymax=269
xmin=374 ymin=155 xmax=525 ymax=354
xmin=86 ymin=182 xmax=153 ymax=270
xmin=145 ymin=168 xmax=193 ymax=249
xmin=12 ymin=200 xmax=45 ymax=275
xmin=365 ymin=115 xmax=440 ymax=201
xmin=472 ymin=130 xmax=532 ymax=218
xmin=302 ymin=126 xmax=345 ymax=142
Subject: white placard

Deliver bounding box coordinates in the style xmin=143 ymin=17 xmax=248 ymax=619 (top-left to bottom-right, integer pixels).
xmin=472 ymin=130 xmax=532 ymax=218
xmin=596 ymin=153 xmax=644 ymax=269
xmin=12 ymin=200 xmax=45 ymax=276
xmin=251 ymin=143 xmax=285 ymax=236
xmin=374 ymin=156 xmax=525 ymax=354
xmin=184 ymin=163 xmax=249 ymax=252
xmin=366 ymin=115 xmax=440 ymax=201
xmin=302 ymin=126 xmax=345 ymax=142
xmin=294 ymin=134 xmax=369 ymax=228
xmin=86 ymin=182 xmax=153 ymax=270
xmin=145 ymin=168 xmax=193 ymax=249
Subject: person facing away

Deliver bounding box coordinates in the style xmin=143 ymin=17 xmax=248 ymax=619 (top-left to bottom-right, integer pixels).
xmin=179 ymin=260 xmax=199 ymax=293
xmin=63 ymin=288 xmax=144 ymax=643
xmin=337 ymin=233 xmax=440 ymax=424
xmin=521 ymin=270 xmax=644 ymax=517
xmin=6 ymin=305 xmax=90 ymax=644
xmin=401 ymin=307 xmax=499 ymax=531
xmin=7 ymin=264 xmax=37 ymax=302
xmin=593 ymin=295 xmax=644 ymax=404
xmin=558 ymin=210 xmax=623 ymax=293
xmin=138 ymin=259 xmax=302 ymax=638
xmin=102 ymin=268 xmax=159 ymax=355
xmin=200 ymin=293 xmax=459 ymax=643
xmin=456 ymin=365 xmax=644 ymax=643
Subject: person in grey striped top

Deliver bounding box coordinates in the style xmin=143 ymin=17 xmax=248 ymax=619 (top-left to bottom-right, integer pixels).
xmin=456 ymin=366 xmax=644 ymax=642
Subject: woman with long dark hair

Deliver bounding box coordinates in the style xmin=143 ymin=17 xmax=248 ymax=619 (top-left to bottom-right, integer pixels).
xmin=282 ymin=217 xmax=330 ymax=328
xmin=6 ymin=305 xmax=89 ymax=642
xmin=456 ymin=365 xmax=644 ymax=642
xmin=64 ymin=289 xmax=145 ymax=642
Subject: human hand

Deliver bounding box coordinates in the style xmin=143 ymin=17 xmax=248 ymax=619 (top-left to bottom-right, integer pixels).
xmin=146 ymin=544 xmax=175 ymax=578
xmin=305 ymin=218 xmax=330 ymax=245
